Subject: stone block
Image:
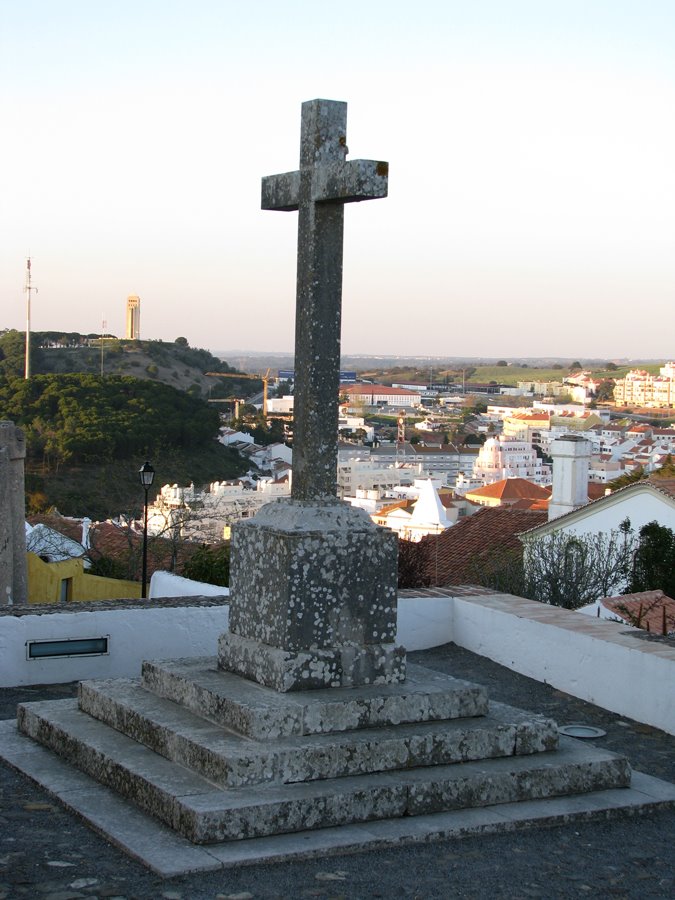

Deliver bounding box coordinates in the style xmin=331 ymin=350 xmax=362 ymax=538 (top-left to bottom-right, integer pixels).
xmin=77 ymin=677 xmax=556 ymax=789
xmin=141 ymin=659 xmax=489 ymax=739
xmin=229 ymin=499 xmax=398 ymax=651
xmin=217 ymin=632 xmax=406 ymax=692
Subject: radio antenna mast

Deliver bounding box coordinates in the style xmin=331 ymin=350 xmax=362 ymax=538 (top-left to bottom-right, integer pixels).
xmin=101 ymin=317 xmax=107 ymax=376
xmin=24 ymin=257 xmax=38 ymax=379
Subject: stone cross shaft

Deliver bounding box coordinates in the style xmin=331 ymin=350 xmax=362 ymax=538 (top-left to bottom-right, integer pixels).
xmin=262 ymin=99 xmax=388 ymax=500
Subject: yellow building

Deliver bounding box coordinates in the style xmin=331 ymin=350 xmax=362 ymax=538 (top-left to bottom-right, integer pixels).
xmin=27 ymin=553 xmax=141 ymax=604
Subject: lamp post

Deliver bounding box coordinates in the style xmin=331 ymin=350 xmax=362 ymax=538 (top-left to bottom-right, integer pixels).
xmin=139 ymin=461 xmax=155 ymax=598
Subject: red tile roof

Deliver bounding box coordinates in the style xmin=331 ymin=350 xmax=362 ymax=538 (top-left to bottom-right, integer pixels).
xmin=601 ymin=590 xmax=675 ymax=635
xmin=413 ymin=506 xmax=547 ymax=587
xmin=465 ymin=478 xmax=551 ymax=502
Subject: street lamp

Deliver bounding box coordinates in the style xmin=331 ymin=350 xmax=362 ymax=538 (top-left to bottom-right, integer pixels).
xmin=139 ymin=461 xmax=155 ymax=598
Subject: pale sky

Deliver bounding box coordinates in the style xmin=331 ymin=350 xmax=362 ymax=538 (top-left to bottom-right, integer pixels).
xmin=2 ymin=1 xmax=674 ymax=360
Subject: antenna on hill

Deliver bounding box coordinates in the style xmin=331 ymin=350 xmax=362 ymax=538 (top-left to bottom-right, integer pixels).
xmin=101 ymin=317 xmax=107 ymax=377
xmin=24 ymin=257 xmax=38 ymax=379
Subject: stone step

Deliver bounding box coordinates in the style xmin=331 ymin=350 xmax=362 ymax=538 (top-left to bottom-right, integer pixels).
xmin=140 ymin=658 xmax=489 ymax=739
xmin=77 ymin=678 xmax=558 ymax=788
xmin=17 ymin=698 xmax=631 ymax=845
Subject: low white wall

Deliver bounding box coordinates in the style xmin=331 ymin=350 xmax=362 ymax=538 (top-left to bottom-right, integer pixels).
xmin=0 ymin=594 xmax=449 ymax=687
xmin=150 ymin=571 xmax=230 ymax=599
xmin=451 ymin=592 xmax=675 ymax=736
xmin=0 ymin=604 xmax=229 ymax=687
xmin=2 ymin=591 xmax=674 ymax=739
xmin=397 ymin=594 xmax=454 ymax=651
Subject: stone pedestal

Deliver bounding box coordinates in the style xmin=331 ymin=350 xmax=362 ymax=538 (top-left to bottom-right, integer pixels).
xmin=220 ymin=498 xmax=405 ymax=691
xmin=0 ymin=421 xmax=27 ymax=606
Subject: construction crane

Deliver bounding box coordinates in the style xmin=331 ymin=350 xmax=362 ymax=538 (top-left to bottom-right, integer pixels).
xmin=207 ymin=396 xmax=246 ymax=419
xmin=205 ymin=369 xmax=272 ymax=416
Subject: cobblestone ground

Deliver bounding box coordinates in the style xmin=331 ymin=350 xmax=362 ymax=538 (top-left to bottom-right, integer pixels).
xmin=1 ymin=644 xmax=674 ymax=900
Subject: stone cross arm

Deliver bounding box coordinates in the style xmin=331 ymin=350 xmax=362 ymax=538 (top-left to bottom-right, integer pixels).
xmin=262 ymin=159 xmax=389 ymax=212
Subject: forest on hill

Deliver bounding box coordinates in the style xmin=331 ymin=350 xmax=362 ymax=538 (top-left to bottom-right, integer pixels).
xmin=0 ymin=368 xmax=247 ymax=519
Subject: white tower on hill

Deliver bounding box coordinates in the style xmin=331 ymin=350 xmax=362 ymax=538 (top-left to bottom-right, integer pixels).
xmin=125 ymin=295 xmax=141 ymax=340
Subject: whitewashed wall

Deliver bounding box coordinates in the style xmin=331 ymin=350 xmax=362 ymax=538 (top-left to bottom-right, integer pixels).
xmin=2 ymin=588 xmax=674 ymax=739
xmin=0 ymin=604 xmax=229 ymax=687
xmin=452 ymin=592 xmax=675 ymax=736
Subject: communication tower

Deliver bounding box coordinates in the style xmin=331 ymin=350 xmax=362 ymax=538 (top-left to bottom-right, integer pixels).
xmin=24 ymin=258 xmax=38 ymax=379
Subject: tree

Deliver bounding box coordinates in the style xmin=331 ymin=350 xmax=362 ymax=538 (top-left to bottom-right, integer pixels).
xmin=569 ymin=361 xmax=581 ymax=370
xmin=521 ymin=526 xmax=635 ymax=610
xmin=175 ymin=336 xmax=189 ymax=346
xmin=397 ymin=539 xmax=430 ymax=589
xmin=182 ymin=543 xmax=230 ymax=587
xmin=605 ymin=361 xmax=618 ymax=371
xmin=595 ymin=380 xmax=616 ymax=403
xmin=496 ymin=360 xmax=508 ymax=367
xmin=630 ymin=521 xmax=675 ymax=597
xmin=465 ymin=547 xmax=526 ymax=596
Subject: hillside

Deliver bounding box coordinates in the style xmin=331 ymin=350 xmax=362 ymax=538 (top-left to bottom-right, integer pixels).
xmin=25 ymin=442 xmax=246 ymax=521
xmin=0 ymin=330 xmax=262 ymax=400
xmin=0 ymin=369 xmax=248 ymax=519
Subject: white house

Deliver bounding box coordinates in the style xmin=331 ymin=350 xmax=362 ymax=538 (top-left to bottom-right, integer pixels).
xmin=341 ymin=384 xmax=421 ymax=409
xmin=455 ymin=435 xmax=551 ymax=494
xmin=372 ymin=479 xmax=454 ymax=542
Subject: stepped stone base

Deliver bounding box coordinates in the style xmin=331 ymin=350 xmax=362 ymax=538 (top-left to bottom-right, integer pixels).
xmin=10 ymin=656 xmax=644 ymax=853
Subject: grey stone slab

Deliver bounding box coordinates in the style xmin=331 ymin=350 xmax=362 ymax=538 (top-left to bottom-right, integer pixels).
xmin=3 ymin=719 xmax=674 ymax=876
xmin=218 ymin=632 xmax=407 ymax=693
xmin=141 ymin=658 xmax=489 ymax=739
xmin=79 ymin=677 xmax=558 ymax=789
xmin=13 ymin=698 xmax=634 ymax=845
xmin=17 ymin=700 xmax=219 ymax=835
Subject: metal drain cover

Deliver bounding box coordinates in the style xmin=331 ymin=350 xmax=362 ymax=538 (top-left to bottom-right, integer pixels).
xmin=558 ymin=724 xmax=607 ymax=739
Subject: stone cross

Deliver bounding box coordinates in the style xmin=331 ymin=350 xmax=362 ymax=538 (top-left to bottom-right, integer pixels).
xmin=221 ymin=101 xmax=402 ymax=692
xmin=0 ymin=421 xmax=27 ymax=605
xmin=262 ymin=99 xmax=388 ymax=500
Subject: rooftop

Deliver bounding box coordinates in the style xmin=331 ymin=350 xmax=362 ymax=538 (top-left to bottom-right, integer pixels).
xmin=1 ymin=640 xmax=673 ymax=896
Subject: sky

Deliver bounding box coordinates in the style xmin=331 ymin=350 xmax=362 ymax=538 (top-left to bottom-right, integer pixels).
xmin=2 ymin=1 xmax=674 ymax=361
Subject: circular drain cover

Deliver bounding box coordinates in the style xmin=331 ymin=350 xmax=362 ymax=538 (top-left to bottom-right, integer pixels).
xmin=558 ymin=724 xmax=607 ymax=739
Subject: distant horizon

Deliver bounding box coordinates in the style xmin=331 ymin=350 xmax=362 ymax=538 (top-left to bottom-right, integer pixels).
xmin=3 ymin=327 xmax=670 ymax=367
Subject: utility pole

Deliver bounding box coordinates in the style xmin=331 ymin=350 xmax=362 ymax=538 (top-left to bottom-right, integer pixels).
xmin=100 ymin=317 xmax=107 ymax=377
xmin=24 ymin=258 xmax=38 ymax=379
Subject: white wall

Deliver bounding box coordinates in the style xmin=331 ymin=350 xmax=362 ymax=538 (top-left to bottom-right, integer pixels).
xmin=396 ymin=595 xmax=454 ymax=650
xmin=0 ymin=604 xmax=229 ymax=687
xmin=3 ymin=590 xmax=674 ymax=738
xmin=150 ymin=571 xmax=229 ymax=599
xmin=552 ymin=489 xmax=675 ymax=537
xmin=452 ymin=592 xmax=675 ymax=736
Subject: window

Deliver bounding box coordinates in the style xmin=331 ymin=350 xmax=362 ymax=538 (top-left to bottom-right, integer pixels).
xmin=27 ymin=636 xmax=109 ymax=660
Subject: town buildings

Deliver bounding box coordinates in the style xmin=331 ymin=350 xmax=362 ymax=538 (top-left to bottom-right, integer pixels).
xmin=614 ymin=363 xmax=675 ymax=408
